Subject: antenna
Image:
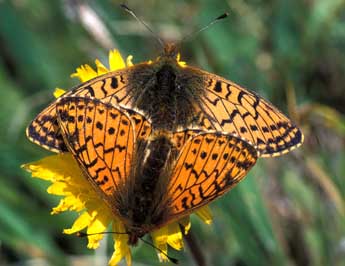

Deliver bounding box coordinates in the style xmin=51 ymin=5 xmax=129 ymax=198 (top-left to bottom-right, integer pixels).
xmin=180 ymin=12 xmax=229 ymax=44
xmin=76 ymin=231 xmax=128 ymax=237
xmin=139 ymin=237 xmax=179 ymax=264
xmin=120 ymin=4 xmax=165 ymax=48
xmin=76 ymin=231 xmax=179 ymax=264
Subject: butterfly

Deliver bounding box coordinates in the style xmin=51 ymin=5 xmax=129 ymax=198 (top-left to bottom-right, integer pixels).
xmin=55 ymin=96 xmax=258 ymax=244
xmin=27 ymin=43 xmax=303 ymax=157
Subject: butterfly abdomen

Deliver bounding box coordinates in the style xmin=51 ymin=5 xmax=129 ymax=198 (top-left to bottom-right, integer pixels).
xmin=141 ymin=135 xmax=171 ymax=190
xmin=125 ymin=132 xmax=173 ymax=228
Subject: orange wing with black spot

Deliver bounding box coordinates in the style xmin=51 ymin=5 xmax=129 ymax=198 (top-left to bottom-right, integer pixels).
xmin=56 ymin=96 xmax=150 ymax=206
xmin=171 ymin=129 xmax=201 ymax=151
xmin=165 ymin=132 xmax=258 ymax=218
xmin=194 ymin=72 xmax=304 ymax=157
xmin=125 ymin=108 xmax=152 ymax=141
xmin=27 ymin=69 xmax=135 ymax=153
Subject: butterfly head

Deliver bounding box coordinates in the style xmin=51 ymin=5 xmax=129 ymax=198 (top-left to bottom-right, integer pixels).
xmin=163 ymin=43 xmax=179 ymax=58
xmin=126 ymin=225 xmax=152 ymax=245
xmin=159 ymin=42 xmax=187 ymax=68
xmin=127 ymin=231 xmax=141 ymax=246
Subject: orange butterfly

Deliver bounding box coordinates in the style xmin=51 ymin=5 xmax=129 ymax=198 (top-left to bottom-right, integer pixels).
xmin=27 ymin=44 xmax=303 ymax=157
xmin=56 ymin=96 xmax=258 ymax=244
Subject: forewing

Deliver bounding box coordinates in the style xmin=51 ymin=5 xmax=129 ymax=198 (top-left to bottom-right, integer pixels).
xmin=26 ymin=104 xmax=68 ymax=152
xmin=56 ymin=96 xmax=137 ymax=202
xmin=166 ymin=132 xmax=258 ymax=218
xmin=195 ymin=73 xmax=303 ymax=157
xmin=27 ymin=68 xmax=135 ymax=152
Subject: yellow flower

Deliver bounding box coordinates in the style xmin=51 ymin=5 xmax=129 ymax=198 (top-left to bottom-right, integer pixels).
xmin=23 ymin=50 xmax=211 ymax=266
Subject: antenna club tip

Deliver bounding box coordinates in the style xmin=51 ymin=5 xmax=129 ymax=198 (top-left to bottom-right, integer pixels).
xmin=120 ymin=3 xmax=131 ymax=12
xmin=76 ymin=232 xmax=87 ymax=238
xmin=169 ymin=257 xmax=179 ymax=264
xmin=216 ymin=13 xmax=229 ymax=20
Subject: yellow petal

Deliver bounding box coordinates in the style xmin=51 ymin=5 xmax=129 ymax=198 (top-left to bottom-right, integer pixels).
xmin=124 ymin=251 xmax=132 ymax=266
xmin=126 ymin=55 xmax=134 ymax=67
xmin=64 ymin=211 xmax=93 ymax=234
xmin=22 ymin=162 xmax=52 ymax=182
xmin=167 ymin=222 xmax=184 ymax=250
xmin=109 ymin=221 xmax=131 ymax=266
xmin=109 ymin=50 xmax=125 ymax=71
xmin=51 ymin=195 xmax=85 ymax=214
xmin=53 ymin=88 xmax=66 ymax=98
xmin=51 ymin=199 xmax=67 ymax=214
xmin=196 ymin=206 xmax=213 ymax=225
xmin=83 ymin=199 xmax=112 ymax=217
xmin=22 ymin=154 xmax=83 ymax=182
xmin=176 ymin=53 xmax=187 ymax=67
xmin=95 ymin=59 xmax=109 ymax=75
xmin=86 ymin=216 xmax=108 ymax=249
xmin=151 ymin=226 xmax=169 ymax=262
xmin=23 ymin=156 xmax=65 ymax=182
xmin=47 ymin=181 xmax=68 ymax=195
xmin=178 ymin=216 xmax=191 ymax=235
xmin=71 ymin=64 xmax=98 ymax=82
xmin=86 ymin=208 xmax=111 ymax=249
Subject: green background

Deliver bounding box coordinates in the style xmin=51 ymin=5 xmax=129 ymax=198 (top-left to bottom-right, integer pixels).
xmin=1 ymin=0 xmax=345 ymax=265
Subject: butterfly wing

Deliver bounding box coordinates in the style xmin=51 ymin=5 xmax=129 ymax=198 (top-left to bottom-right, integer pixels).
xmin=125 ymin=108 xmax=152 ymax=141
xmin=171 ymin=129 xmax=201 ymax=151
xmin=165 ymin=132 xmax=258 ymax=219
xmin=192 ymin=71 xmax=303 ymax=157
xmin=27 ymin=68 xmax=136 ymax=153
xmin=26 ymin=103 xmax=68 ymax=152
xmin=55 ymin=96 xmax=150 ymax=211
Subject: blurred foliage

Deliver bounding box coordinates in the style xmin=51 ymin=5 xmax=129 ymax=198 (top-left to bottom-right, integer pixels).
xmin=0 ymin=0 xmax=345 ymax=265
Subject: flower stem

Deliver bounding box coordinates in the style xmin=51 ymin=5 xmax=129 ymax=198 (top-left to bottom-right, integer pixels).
xmin=180 ymin=225 xmax=206 ymax=266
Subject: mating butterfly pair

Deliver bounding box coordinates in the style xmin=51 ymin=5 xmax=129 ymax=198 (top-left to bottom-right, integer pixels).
xmin=55 ymin=96 xmax=258 ymax=244
xmin=26 ymin=45 xmax=303 ymax=243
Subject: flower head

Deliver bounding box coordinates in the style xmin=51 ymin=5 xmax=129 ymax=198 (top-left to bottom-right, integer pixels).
xmin=24 ymin=50 xmax=211 ymax=266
